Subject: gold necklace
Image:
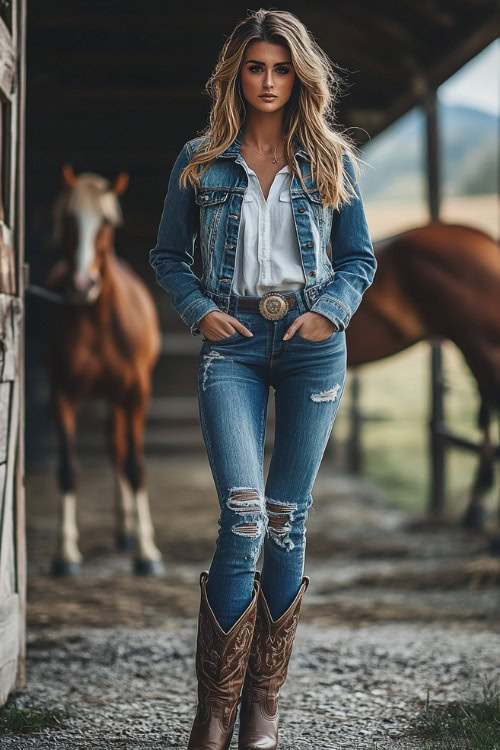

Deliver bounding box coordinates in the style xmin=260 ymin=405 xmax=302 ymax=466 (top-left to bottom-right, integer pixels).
xmin=242 ymin=138 xmax=285 ymax=164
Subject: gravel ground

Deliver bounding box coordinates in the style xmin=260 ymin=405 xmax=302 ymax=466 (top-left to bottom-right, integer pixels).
xmin=2 ymin=455 xmax=499 ymax=748
xmin=3 ymin=621 xmax=499 ymax=750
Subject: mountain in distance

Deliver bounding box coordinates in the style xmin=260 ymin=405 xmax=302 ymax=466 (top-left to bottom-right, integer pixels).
xmin=358 ymin=104 xmax=498 ymax=202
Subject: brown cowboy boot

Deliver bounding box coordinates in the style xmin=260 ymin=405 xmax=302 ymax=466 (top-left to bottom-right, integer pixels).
xmin=187 ymin=570 xmax=260 ymax=750
xmin=238 ymin=576 xmax=310 ymax=750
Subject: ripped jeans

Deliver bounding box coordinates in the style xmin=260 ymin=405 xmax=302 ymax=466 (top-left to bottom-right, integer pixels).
xmin=197 ymin=288 xmax=347 ymax=631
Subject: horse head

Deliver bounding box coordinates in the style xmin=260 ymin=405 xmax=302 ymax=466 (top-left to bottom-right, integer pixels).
xmin=52 ymin=165 xmax=129 ymax=304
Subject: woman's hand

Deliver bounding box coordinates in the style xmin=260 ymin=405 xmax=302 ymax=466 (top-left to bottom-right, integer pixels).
xmin=199 ymin=310 xmax=253 ymax=341
xmin=283 ymin=311 xmax=337 ymax=341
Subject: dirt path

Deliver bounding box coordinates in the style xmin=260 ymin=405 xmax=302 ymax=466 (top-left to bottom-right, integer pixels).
xmin=4 ymin=454 xmax=499 ymax=749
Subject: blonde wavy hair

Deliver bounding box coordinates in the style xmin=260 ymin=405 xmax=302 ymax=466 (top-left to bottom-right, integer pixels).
xmin=180 ymin=8 xmax=364 ymax=209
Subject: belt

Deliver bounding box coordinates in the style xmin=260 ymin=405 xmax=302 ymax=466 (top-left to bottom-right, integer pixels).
xmin=237 ymin=291 xmax=297 ymax=321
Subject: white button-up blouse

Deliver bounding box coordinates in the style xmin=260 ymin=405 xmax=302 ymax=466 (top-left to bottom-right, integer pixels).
xmin=232 ymin=157 xmax=307 ymax=297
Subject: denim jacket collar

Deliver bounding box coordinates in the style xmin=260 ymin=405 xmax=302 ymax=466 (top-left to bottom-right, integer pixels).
xmin=215 ymin=126 xmax=310 ymax=162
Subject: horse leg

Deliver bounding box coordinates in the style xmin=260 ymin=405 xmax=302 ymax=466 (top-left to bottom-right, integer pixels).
xmin=488 ymin=416 xmax=500 ymax=556
xmin=462 ymin=400 xmax=495 ymax=530
xmin=109 ymin=404 xmax=136 ymax=551
xmin=125 ymin=389 xmax=163 ymax=576
xmin=50 ymin=390 xmax=83 ymax=576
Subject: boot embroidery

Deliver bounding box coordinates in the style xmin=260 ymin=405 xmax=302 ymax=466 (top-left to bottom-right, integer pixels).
xmin=189 ymin=579 xmax=259 ymax=743
xmin=239 ymin=581 xmax=308 ymax=748
xmin=250 ymin=613 xmax=299 ymax=681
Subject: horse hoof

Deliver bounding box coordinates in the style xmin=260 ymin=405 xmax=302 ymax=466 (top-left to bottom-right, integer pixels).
xmin=133 ymin=558 xmax=165 ymax=577
xmin=50 ymin=558 xmax=82 ymax=577
xmin=489 ymin=537 xmax=500 ymax=557
xmin=462 ymin=506 xmax=487 ymax=530
xmin=115 ymin=532 xmax=136 ymax=551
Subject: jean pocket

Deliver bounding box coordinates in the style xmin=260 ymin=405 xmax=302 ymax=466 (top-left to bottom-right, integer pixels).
xmin=295 ymin=329 xmax=336 ymax=345
xmin=203 ymin=330 xmax=241 ymax=343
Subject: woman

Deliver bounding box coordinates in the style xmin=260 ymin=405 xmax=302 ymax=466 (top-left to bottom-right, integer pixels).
xmin=150 ymin=8 xmax=376 ymax=749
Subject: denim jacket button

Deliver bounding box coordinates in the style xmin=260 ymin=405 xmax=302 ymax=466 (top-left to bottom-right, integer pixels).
xmin=298 ymin=206 xmax=305 ymax=213
xmin=307 ymin=241 xmax=314 ymax=248
xmin=308 ymin=271 xmax=316 ymax=277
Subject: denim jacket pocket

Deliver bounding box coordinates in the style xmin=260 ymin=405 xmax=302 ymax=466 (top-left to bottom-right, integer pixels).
xmin=195 ymin=189 xmax=230 ymax=268
xmin=304 ymin=189 xmax=323 ymax=204
xmin=195 ymin=189 xmax=230 ymax=206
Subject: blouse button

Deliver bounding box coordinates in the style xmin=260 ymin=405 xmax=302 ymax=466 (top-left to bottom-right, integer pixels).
xmin=298 ymin=206 xmax=305 ymax=213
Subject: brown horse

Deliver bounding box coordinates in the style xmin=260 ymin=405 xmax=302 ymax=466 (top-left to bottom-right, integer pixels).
xmin=43 ymin=165 xmax=162 ymax=576
xmin=346 ymin=221 xmax=500 ymax=529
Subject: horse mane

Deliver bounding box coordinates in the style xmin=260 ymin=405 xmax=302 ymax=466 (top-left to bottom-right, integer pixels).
xmin=52 ymin=172 xmax=123 ymax=244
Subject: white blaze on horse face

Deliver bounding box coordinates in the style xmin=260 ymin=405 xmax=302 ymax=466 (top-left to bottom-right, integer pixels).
xmin=74 ymin=208 xmax=101 ymax=289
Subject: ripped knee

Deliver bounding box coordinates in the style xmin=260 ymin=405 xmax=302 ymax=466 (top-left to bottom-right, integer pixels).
xmin=227 ymin=488 xmax=267 ymax=540
xmin=266 ymin=498 xmax=298 ymax=551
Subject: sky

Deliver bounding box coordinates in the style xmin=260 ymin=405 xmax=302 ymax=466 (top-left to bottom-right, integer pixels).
xmin=438 ymin=39 xmax=499 ymax=116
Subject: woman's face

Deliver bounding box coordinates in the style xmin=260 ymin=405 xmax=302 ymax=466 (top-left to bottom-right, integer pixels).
xmin=240 ymin=41 xmax=296 ymax=113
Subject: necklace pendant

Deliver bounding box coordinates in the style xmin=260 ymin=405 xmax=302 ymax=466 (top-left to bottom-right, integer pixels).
xmin=272 ymin=156 xmax=277 ymax=163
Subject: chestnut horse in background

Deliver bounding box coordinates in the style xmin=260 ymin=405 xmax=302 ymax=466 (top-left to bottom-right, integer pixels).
xmin=346 ymin=221 xmax=500 ymax=529
xmin=43 ymin=165 xmax=162 ymax=576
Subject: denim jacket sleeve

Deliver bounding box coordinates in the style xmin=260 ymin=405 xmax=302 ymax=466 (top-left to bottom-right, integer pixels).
xmin=149 ymin=141 xmax=220 ymax=335
xmin=309 ymin=154 xmax=377 ymax=331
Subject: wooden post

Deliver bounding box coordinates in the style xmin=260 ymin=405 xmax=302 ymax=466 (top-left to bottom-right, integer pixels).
xmin=15 ymin=0 xmax=27 ymax=693
xmin=0 ymin=0 xmax=27 ymax=705
xmin=424 ymin=89 xmax=447 ymax=515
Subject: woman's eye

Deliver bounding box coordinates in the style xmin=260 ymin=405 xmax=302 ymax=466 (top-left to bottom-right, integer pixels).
xmin=248 ymin=65 xmax=291 ymax=75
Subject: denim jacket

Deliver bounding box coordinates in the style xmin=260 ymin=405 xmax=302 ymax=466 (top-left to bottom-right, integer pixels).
xmin=149 ymin=126 xmax=376 ymax=335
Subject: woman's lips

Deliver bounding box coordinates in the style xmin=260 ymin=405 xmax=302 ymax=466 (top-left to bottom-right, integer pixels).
xmin=260 ymin=94 xmax=277 ymax=101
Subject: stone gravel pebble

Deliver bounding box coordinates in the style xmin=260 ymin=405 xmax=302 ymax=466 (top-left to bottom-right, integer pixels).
xmin=7 ymin=457 xmax=499 ymax=749
xmin=2 ymin=620 xmax=499 ymax=749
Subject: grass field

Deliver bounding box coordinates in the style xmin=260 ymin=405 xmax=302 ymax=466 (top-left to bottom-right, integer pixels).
xmin=364 ymin=193 xmax=497 ymax=241
xmin=334 ymin=340 xmax=498 ymax=517
xmin=407 ymin=678 xmax=500 ymax=750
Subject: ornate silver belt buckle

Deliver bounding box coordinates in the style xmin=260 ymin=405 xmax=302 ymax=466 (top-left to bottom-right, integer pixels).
xmin=258 ymin=292 xmax=288 ymax=321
